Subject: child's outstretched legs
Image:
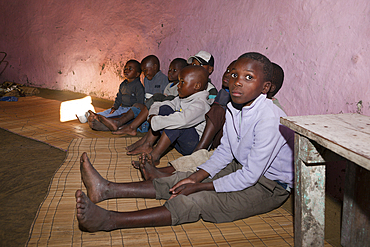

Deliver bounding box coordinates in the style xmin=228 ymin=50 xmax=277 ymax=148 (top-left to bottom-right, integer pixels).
xmin=87 ymin=110 xmax=110 ymax=131
xmin=97 ymin=110 xmax=134 ymax=131
xmin=76 ymin=190 xmax=172 ymax=232
xmin=76 ymin=152 xmax=173 ymax=232
xmin=80 ymin=152 xmax=157 ymax=200
xmin=113 ymin=106 xmax=149 ymax=136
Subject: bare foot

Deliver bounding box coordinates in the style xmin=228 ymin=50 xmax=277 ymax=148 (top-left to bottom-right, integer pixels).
xmin=87 ymin=110 xmax=99 ymax=122
xmin=80 ymin=152 xmax=111 ymax=203
xmin=139 ymin=154 xmax=167 ymax=180
xmin=89 ymin=119 xmax=110 ymax=131
xmin=126 ymin=136 xmax=147 ymax=152
xmin=131 ymin=160 xmax=141 ymax=169
xmin=113 ymin=124 xmax=137 ymax=136
xmin=75 ymin=190 xmax=113 ymax=232
xmin=127 ymin=142 xmax=153 ymax=155
xmin=97 ymin=114 xmax=120 ymax=131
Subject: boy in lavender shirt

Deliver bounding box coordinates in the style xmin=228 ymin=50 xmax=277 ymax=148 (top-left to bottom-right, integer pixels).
xmin=74 ymin=52 xmax=294 ymax=232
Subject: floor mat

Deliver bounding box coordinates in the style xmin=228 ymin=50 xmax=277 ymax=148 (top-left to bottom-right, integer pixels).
xmin=0 ymin=128 xmax=66 ymax=247
xmin=26 ymin=137 xmax=295 ymax=247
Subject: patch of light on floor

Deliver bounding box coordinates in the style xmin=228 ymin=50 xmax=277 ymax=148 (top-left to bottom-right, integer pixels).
xmin=60 ymin=96 xmax=95 ymax=122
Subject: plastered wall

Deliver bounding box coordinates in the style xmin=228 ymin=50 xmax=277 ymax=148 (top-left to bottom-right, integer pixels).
xmin=1 ymin=0 xmax=369 ymax=116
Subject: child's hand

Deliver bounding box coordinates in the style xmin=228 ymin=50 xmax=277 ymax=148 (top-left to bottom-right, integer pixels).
xmin=169 ymin=181 xmax=214 ymax=200
xmin=147 ymin=115 xmax=155 ymax=125
xmin=109 ymin=107 xmax=116 ymax=114
xmin=169 ymin=182 xmax=199 ymax=199
xmin=169 ymin=169 xmax=213 ymax=199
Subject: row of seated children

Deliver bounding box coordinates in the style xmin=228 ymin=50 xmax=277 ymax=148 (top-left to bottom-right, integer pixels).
xmin=87 ymin=51 xmax=218 ymax=134
xmin=133 ymin=58 xmax=285 ymax=179
xmin=92 ymin=57 xmax=188 ymax=134
xmin=87 ymin=55 xmax=167 ymax=131
xmin=75 ymin=52 xmax=294 ymax=232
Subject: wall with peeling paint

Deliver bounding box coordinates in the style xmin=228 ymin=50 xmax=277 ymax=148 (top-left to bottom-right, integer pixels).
xmin=1 ymin=0 xmax=369 ymax=116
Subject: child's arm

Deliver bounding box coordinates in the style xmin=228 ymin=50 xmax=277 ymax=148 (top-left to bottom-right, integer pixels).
xmin=112 ymin=82 xmax=124 ymax=112
xmin=169 ymin=169 xmax=214 ymax=199
xmin=135 ymin=83 xmax=145 ymax=105
xmin=211 ymin=118 xmax=285 ymax=192
xmin=150 ymin=99 xmax=209 ymax=131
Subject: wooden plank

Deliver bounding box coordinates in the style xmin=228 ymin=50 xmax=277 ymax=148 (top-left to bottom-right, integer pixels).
xmin=281 ymin=113 xmax=370 ymax=170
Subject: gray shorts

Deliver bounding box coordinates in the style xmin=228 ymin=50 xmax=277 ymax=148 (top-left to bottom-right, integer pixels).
xmin=153 ymin=160 xmax=290 ymax=225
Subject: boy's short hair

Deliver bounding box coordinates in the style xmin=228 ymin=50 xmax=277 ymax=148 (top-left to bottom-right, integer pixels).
xmin=238 ymin=52 xmax=273 ymax=82
xmin=141 ymin=55 xmax=160 ymax=70
xmin=187 ymin=51 xmax=214 ymax=67
xmin=172 ymin=58 xmax=188 ymax=69
xmin=270 ymin=63 xmax=284 ymax=97
xmin=127 ymin=59 xmax=142 ymax=74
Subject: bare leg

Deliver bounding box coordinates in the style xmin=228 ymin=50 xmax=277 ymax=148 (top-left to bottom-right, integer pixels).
xmin=113 ymin=106 xmax=149 ymax=136
xmin=127 ymin=129 xmax=159 ymax=155
xmin=97 ymin=110 xmax=135 ymax=131
xmin=149 ymin=131 xmax=173 ymax=166
xmin=139 ymin=153 xmax=175 ymax=180
xmin=193 ymin=119 xmax=216 ymax=152
xmin=194 ymin=104 xmax=226 ymax=152
xmin=126 ymin=133 xmax=149 ymax=152
xmin=76 ymin=190 xmax=172 ymax=232
xmin=80 ymin=152 xmax=157 ymax=202
xmin=87 ymin=110 xmax=110 ymax=131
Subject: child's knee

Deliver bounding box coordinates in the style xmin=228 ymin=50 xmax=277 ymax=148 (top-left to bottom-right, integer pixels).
xmin=158 ymin=105 xmax=174 ymax=116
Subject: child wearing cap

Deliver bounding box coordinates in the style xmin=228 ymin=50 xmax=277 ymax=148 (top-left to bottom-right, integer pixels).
xmin=187 ymin=51 xmax=218 ymax=99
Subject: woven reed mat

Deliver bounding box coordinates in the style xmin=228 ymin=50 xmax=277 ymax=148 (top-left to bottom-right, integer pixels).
xmin=0 ymin=96 xmax=120 ymax=151
xmin=25 ymin=137 xmax=295 ymax=247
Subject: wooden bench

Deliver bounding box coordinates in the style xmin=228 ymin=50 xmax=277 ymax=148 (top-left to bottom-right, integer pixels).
xmin=281 ymin=113 xmax=370 ymax=247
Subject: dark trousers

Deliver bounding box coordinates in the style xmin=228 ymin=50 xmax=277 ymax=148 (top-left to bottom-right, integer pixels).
xmin=158 ymin=105 xmax=199 ymax=155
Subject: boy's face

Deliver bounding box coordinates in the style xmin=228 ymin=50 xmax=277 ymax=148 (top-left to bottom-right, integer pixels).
xmin=124 ymin=61 xmax=140 ymax=81
xmin=190 ymin=58 xmax=213 ymax=75
xmin=229 ymin=57 xmax=271 ymax=106
xmin=168 ymin=61 xmax=182 ymax=82
xmin=221 ymin=61 xmax=235 ymax=89
xmin=141 ymin=61 xmax=158 ymax=80
xmin=177 ymin=71 xmax=198 ymax=98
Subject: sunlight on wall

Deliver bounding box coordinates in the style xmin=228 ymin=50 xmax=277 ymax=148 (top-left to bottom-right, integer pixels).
xmin=60 ymin=96 xmax=95 ymax=122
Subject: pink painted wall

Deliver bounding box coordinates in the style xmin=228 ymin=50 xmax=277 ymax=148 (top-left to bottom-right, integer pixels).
xmin=1 ymin=0 xmax=369 ymax=116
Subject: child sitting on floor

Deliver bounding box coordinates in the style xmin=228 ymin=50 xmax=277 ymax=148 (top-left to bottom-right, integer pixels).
xmin=87 ymin=55 xmax=168 ymax=131
xmin=137 ymin=60 xmax=287 ymax=180
xmin=86 ymin=60 xmax=144 ymax=129
xmin=269 ymin=62 xmax=285 ymax=112
xmin=136 ymin=60 xmax=236 ymax=179
xmin=144 ymin=58 xmax=188 ymax=109
xmin=125 ymin=51 xmax=217 ymax=153
xmin=75 ymin=52 xmax=294 ymax=232
xmin=96 ymin=58 xmax=188 ymax=135
xmin=127 ymin=65 xmax=211 ymax=166
xmin=187 ymin=50 xmax=218 ymax=100
xmin=141 ymin=55 xmax=169 ymax=101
